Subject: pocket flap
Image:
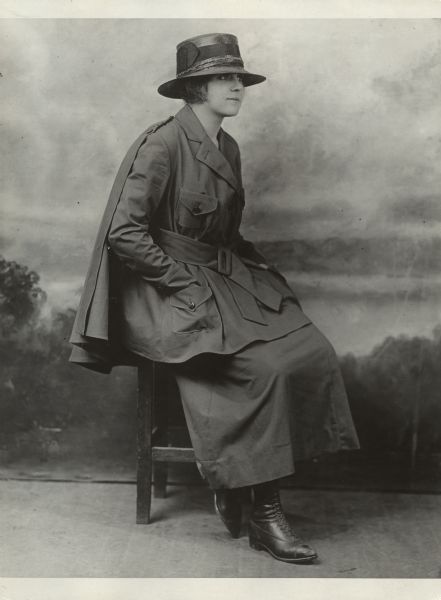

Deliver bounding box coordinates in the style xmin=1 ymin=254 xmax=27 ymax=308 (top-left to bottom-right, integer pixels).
xmin=170 ymin=284 xmax=213 ymax=310
xmin=179 ymin=189 xmax=218 ymax=215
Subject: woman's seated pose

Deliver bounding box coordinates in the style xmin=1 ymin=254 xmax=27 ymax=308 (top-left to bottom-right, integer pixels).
xmin=70 ymin=32 xmax=359 ymax=564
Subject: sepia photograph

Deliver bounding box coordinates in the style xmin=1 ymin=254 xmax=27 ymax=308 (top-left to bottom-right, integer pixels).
xmin=1 ymin=3 xmax=441 ymax=595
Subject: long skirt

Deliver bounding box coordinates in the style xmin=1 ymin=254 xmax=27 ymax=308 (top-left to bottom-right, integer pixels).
xmin=171 ymin=323 xmax=360 ymax=489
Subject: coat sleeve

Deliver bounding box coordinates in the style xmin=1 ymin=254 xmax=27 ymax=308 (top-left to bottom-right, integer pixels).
xmin=108 ymin=132 xmax=198 ymax=292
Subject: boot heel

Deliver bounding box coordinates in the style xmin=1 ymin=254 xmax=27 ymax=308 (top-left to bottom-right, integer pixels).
xmin=249 ymin=538 xmax=263 ymax=551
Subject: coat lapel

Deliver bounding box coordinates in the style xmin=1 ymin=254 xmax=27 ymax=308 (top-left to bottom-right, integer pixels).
xmin=175 ymin=105 xmax=240 ymax=191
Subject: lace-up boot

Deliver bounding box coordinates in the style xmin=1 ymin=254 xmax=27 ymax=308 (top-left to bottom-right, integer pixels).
xmin=214 ymin=489 xmax=242 ymax=538
xmin=249 ymin=480 xmax=318 ymax=563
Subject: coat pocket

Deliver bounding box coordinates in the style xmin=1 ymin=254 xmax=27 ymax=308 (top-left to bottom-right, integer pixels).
xmin=169 ymin=283 xmax=215 ymax=334
xmin=177 ymin=189 xmax=218 ymax=230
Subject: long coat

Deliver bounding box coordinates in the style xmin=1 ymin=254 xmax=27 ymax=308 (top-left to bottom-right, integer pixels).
xmin=70 ymin=104 xmax=360 ymax=485
xmin=69 ymin=104 xmax=311 ymax=371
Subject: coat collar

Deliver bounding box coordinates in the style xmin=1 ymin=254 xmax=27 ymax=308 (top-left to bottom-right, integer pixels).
xmin=174 ymin=104 xmax=240 ymax=191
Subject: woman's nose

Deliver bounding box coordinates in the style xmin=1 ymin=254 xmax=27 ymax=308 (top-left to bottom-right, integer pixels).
xmin=230 ymin=75 xmax=244 ymax=90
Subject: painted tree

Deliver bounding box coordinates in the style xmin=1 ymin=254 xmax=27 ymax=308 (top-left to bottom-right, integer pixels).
xmin=0 ymin=256 xmax=46 ymax=336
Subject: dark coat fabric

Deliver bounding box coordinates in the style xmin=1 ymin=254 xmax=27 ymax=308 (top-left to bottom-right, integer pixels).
xmin=172 ymin=325 xmax=360 ymax=489
xmin=69 ymin=104 xmax=360 ymax=487
xmin=69 ymin=121 xmax=170 ymax=372
xmin=69 ymin=105 xmax=310 ymax=369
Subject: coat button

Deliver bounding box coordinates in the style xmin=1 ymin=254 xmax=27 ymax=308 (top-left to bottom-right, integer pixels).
xmin=193 ymin=203 xmax=201 ymax=214
xmin=188 ymin=300 xmax=196 ymax=310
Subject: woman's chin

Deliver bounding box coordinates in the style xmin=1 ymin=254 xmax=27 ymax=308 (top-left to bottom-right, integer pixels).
xmin=221 ymin=106 xmax=242 ymax=118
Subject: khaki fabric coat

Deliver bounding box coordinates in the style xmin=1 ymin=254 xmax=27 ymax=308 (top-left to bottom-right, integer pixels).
xmin=69 ymin=104 xmax=360 ymax=489
xmin=69 ymin=104 xmax=310 ymax=370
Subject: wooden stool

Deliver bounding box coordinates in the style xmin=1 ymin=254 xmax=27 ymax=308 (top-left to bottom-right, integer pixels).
xmin=136 ymin=361 xmax=197 ymax=524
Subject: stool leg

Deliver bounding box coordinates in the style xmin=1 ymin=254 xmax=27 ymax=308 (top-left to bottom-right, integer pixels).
xmin=154 ymin=463 xmax=168 ymax=498
xmin=136 ymin=363 xmax=153 ymax=524
xmin=153 ymin=363 xmax=169 ymax=499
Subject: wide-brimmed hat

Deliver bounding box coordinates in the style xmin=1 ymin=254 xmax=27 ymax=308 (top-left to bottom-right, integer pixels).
xmin=157 ymin=33 xmax=266 ymax=99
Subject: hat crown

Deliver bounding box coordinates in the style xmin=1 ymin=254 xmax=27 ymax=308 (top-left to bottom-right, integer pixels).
xmin=177 ymin=32 xmax=239 ymax=50
xmin=176 ymin=32 xmax=243 ymax=77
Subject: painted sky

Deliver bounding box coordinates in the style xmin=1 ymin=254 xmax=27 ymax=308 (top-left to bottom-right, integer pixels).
xmin=1 ymin=19 xmax=440 ymax=353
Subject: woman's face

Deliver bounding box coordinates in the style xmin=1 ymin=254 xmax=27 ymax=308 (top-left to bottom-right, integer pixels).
xmin=204 ymin=74 xmax=245 ymax=118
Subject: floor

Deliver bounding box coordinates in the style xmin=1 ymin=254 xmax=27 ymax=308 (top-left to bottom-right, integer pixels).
xmin=1 ymin=479 xmax=441 ymax=578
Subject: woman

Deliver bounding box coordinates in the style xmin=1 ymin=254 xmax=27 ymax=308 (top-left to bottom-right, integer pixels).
xmin=70 ymin=33 xmax=359 ymax=564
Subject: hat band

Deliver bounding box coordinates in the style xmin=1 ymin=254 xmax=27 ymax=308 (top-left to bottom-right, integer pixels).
xmin=177 ymin=55 xmax=244 ymax=78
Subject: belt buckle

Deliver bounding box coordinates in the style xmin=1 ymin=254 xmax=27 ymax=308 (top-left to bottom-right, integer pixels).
xmin=217 ymin=247 xmax=232 ymax=275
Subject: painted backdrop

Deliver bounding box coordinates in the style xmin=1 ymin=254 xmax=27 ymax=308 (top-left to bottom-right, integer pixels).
xmin=1 ymin=19 xmax=440 ymax=476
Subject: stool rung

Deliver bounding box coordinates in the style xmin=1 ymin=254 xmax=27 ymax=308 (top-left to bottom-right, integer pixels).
xmin=152 ymin=446 xmax=195 ymax=462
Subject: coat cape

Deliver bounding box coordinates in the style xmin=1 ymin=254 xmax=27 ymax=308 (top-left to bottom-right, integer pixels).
xmin=69 ymin=118 xmax=173 ymax=373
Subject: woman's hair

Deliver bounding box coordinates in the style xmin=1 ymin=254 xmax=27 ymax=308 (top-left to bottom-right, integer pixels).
xmin=180 ymin=75 xmax=210 ymax=104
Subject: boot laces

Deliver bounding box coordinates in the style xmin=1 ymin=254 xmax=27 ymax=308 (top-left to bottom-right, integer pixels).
xmin=253 ymin=487 xmax=303 ymax=543
xmin=261 ymin=493 xmax=298 ymax=539
xmin=273 ymin=502 xmax=295 ymax=536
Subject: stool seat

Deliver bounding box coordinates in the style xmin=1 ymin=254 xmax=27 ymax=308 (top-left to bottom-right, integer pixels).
xmin=136 ymin=361 xmax=198 ymax=524
xmin=152 ymin=446 xmax=195 ymax=462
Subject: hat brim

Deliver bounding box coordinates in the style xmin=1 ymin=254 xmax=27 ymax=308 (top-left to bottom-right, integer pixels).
xmin=157 ymin=66 xmax=266 ymax=99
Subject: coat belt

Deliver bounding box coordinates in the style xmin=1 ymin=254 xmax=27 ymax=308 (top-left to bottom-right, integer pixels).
xmin=155 ymin=228 xmax=282 ymax=323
